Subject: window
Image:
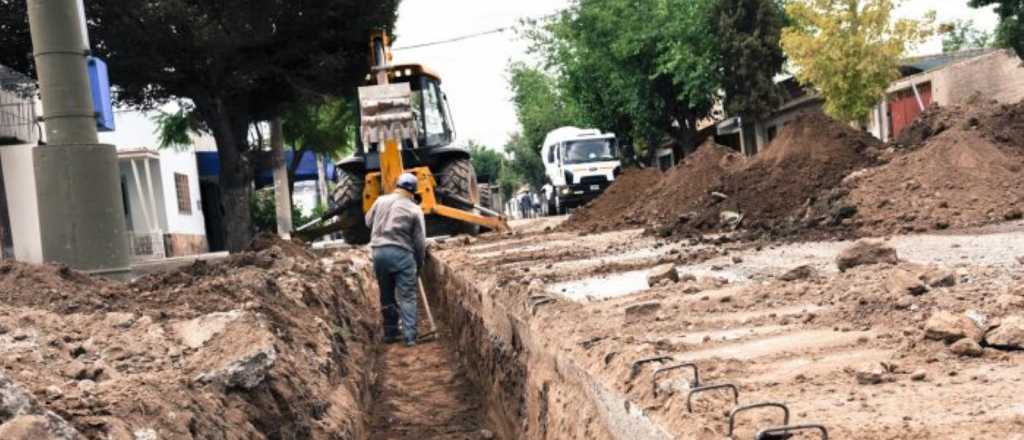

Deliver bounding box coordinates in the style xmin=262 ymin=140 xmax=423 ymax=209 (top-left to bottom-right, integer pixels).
xmin=174 ymin=173 xmax=192 ymax=215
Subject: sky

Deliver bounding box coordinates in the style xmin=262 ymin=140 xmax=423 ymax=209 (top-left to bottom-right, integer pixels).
xmin=390 ymin=0 xmax=1000 ymax=152
xmin=102 ymin=0 xmax=1000 ymax=152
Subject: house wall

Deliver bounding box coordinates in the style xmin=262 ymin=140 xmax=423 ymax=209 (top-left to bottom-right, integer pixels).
xmin=118 ymin=158 xmax=168 ymax=233
xmin=0 ymin=144 xmax=43 ymax=263
xmin=157 ymin=149 xmax=207 ymax=256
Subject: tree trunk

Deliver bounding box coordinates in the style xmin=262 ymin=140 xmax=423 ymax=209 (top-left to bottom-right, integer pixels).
xmin=194 ymin=95 xmax=254 ymax=253
xmin=271 ymin=117 xmax=293 ymax=238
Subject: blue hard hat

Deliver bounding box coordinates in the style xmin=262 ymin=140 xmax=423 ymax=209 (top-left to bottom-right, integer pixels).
xmin=397 ymin=173 xmax=418 ymax=193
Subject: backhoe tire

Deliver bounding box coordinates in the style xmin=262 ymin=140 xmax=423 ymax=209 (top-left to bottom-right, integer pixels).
xmin=331 ymin=170 xmax=371 ymax=245
xmin=431 ymin=158 xmax=481 ymax=237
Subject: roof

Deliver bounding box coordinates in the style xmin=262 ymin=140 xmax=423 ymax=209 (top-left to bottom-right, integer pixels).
xmin=899 ymin=48 xmax=998 ymax=75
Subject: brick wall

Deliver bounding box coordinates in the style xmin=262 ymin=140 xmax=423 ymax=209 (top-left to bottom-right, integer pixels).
xmin=163 ymin=233 xmax=209 ymax=257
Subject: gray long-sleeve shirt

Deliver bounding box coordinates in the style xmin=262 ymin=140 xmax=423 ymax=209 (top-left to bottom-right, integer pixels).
xmin=365 ymin=192 xmax=426 ymax=268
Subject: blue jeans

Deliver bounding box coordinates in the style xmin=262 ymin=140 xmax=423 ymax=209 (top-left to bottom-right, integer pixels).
xmin=373 ymin=246 xmax=418 ymax=343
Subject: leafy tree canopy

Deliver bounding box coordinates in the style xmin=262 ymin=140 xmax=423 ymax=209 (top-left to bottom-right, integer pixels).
xmin=781 ymin=0 xmax=935 ymax=123
xmin=0 ymin=0 xmax=400 ymax=251
xmin=940 ymin=19 xmax=993 ymax=53
xmin=714 ymin=0 xmax=788 ymax=121
xmin=969 ymin=0 xmax=1024 ymax=58
xmin=529 ymin=0 xmax=721 ymax=158
xmin=467 ymin=140 xmax=505 ymax=184
xmin=507 ymin=62 xmax=584 ymax=154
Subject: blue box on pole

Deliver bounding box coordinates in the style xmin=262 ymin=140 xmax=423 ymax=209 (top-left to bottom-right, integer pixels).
xmin=86 ymin=57 xmax=115 ymax=132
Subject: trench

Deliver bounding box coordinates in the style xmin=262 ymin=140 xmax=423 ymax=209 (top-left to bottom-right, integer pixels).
xmin=413 ymin=252 xmax=673 ymax=440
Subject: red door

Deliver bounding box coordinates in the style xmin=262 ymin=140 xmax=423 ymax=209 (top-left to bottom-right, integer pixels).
xmin=889 ymin=82 xmax=933 ymax=138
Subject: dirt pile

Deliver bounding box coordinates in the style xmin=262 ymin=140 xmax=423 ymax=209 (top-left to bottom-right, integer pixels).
xmin=564 ymin=168 xmax=664 ymax=232
xmin=567 ymin=141 xmax=744 ymax=233
xmin=0 ymin=237 xmax=380 ymax=439
xmin=847 ymin=100 xmax=1024 ymax=235
xmin=676 ymin=113 xmax=881 ymax=237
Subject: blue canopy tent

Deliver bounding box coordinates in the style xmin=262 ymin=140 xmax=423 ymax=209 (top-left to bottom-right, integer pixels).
xmin=196 ymin=150 xmax=337 ymax=189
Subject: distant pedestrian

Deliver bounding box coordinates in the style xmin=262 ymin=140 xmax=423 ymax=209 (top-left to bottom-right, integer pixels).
xmin=366 ymin=173 xmax=426 ymax=347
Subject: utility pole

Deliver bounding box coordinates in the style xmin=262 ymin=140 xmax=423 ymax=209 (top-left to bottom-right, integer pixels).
xmin=27 ymin=0 xmax=131 ymax=275
xmin=270 ymin=117 xmax=293 ymax=239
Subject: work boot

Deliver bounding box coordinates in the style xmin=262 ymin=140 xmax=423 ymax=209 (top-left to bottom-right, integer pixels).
xmin=404 ymin=338 xmax=417 ymax=348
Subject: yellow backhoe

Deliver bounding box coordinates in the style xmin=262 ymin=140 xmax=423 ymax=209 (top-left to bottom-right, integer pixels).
xmin=298 ymin=32 xmax=509 ymax=243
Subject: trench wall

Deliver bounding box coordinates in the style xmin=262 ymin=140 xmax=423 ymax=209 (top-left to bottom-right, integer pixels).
xmin=423 ymin=253 xmax=673 ymax=440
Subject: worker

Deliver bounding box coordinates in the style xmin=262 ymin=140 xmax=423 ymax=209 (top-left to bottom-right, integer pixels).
xmin=366 ymin=173 xmax=427 ymax=347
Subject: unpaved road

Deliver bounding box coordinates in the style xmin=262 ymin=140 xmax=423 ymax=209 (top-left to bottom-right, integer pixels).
xmin=428 ymin=220 xmax=1024 ymax=439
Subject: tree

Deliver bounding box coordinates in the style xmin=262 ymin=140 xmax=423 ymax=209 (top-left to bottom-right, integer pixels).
xmin=503 ymin=133 xmax=546 ymax=190
xmin=507 ymin=63 xmax=583 ymax=153
xmin=941 ymin=19 xmax=993 ymax=53
xmin=715 ymin=0 xmax=789 ymax=121
xmin=467 ymin=140 xmax=505 ymax=184
xmin=0 ymin=0 xmax=399 ymax=251
xmin=781 ymin=0 xmax=935 ymax=123
xmin=529 ymin=0 xmax=721 ymax=163
xmin=969 ymin=1 xmax=1024 ymax=58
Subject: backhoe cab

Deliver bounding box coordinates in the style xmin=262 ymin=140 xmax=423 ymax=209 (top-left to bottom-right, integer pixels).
xmin=305 ymin=31 xmax=508 ymax=244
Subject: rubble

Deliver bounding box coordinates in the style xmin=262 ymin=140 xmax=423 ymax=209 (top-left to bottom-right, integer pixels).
xmin=779 ymin=265 xmax=818 ymax=281
xmin=924 ymin=311 xmax=985 ymax=343
xmin=836 ymin=240 xmax=899 ymax=272
xmin=949 ymin=338 xmax=984 ymax=357
xmin=646 ymin=264 xmax=680 ymax=286
xmin=0 ymin=238 xmax=380 ymax=439
xmin=986 ymin=316 xmax=1024 ymax=350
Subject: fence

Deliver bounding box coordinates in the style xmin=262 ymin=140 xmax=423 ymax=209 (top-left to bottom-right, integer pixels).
xmin=128 ymin=231 xmax=167 ymax=262
xmin=0 ymin=68 xmax=36 ymax=145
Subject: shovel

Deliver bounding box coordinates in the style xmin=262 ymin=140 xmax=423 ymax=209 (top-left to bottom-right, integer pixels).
xmin=416 ymin=277 xmax=438 ymax=341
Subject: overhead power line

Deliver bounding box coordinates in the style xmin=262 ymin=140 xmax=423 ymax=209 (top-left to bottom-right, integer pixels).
xmin=392 ymin=11 xmax=562 ymax=51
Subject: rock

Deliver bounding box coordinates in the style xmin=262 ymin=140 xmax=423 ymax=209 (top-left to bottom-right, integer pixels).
xmin=779 ymin=265 xmax=818 ymax=282
xmin=910 ymin=370 xmax=927 ymax=381
xmin=105 ymin=312 xmax=137 ymax=329
xmin=195 ymin=345 xmax=277 ymax=390
xmin=887 ymin=271 xmax=928 ymax=296
xmin=63 ymin=361 xmax=88 ymax=380
xmin=172 ymin=311 xmax=244 ymax=349
xmin=949 ymin=338 xmax=984 ymax=357
xmin=836 ymin=240 xmax=899 ymax=272
xmin=924 ymin=311 xmax=984 ymax=343
xmin=731 ymin=256 xmax=744 ymax=264
xmin=44 ymin=386 xmax=63 ymax=400
xmin=855 ymin=368 xmax=885 ymax=385
xmin=647 ymin=265 xmax=679 ymax=286
xmin=920 ymin=268 xmax=957 ymax=288
xmin=986 ymin=316 xmax=1024 ymax=350
xmin=0 ymin=374 xmax=82 ymax=439
xmin=133 ymin=429 xmax=158 ymax=440
xmin=478 ymin=429 xmax=495 ymax=440
xmin=1005 ymin=209 xmax=1023 ymax=221
xmin=624 ymin=302 xmax=662 ymax=324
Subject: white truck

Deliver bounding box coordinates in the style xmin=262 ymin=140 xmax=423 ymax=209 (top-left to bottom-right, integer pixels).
xmin=540 ymin=127 xmax=622 ymax=215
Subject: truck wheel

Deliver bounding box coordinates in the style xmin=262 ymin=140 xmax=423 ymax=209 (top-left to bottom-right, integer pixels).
xmin=331 ymin=170 xmax=371 ymax=245
xmin=432 ymin=158 xmax=481 ymax=236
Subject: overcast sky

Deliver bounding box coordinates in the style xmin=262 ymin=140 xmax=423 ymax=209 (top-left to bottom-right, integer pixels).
xmin=391 ymin=0 xmax=1000 ymax=151
xmin=103 ymin=0 xmax=1000 ymax=152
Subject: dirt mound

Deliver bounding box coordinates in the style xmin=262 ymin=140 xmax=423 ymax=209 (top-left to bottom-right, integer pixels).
xmin=0 ymin=244 xmax=380 ymax=439
xmin=680 ymin=113 xmax=882 ymax=237
xmin=566 ymin=141 xmax=745 ymax=233
xmin=848 ymin=100 xmax=1024 ymax=235
xmin=564 ymin=168 xmax=664 ymax=232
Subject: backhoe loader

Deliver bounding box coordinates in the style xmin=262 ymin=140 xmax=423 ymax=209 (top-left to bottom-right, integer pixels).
xmin=298 ymin=31 xmax=508 ymax=243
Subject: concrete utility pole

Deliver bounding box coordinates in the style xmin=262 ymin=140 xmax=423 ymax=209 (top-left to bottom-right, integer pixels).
xmin=28 ymin=0 xmax=131 ymax=275
xmin=270 ymin=118 xmax=293 ymax=239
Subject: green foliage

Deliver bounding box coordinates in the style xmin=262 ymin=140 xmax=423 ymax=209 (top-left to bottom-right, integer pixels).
xmin=283 ymin=98 xmax=358 ymax=160
xmin=970 ymin=1 xmax=1024 ymax=58
xmin=503 ymin=134 xmax=547 ymax=190
xmin=507 ymin=63 xmax=584 ymax=153
xmin=941 ymin=19 xmax=993 ymax=53
xmin=781 ymin=0 xmax=935 ymax=123
xmin=715 ymin=0 xmax=789 ymax=121
xmin=467 ymin=140 xmax=505 ymax=184
xmin=152 ymin=105 xmax=204 ymax=151
xmin=250 ymin=190 xmax=320 ymax=234
xmin=528 ymin=0 xmax=721 ymax=154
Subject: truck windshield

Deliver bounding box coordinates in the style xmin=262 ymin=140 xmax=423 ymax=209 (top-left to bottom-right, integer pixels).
xmin=562 ymin=139 xmax=617 ymax=164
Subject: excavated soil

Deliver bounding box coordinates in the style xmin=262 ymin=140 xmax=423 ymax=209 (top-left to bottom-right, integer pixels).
xmin=567 ymin=141 xmax=744 ymax=234
xmin=848 ymin=101 xmax=1024 ymax=235
xmin=431 ymin=220 xmax=1024 ymax=439
xmin=0 ymin=237 xmax=381 ymax=439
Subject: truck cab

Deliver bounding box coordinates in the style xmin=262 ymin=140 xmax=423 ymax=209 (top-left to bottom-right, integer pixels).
xmin=541 ymin=127 xmax=622 ymax=215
